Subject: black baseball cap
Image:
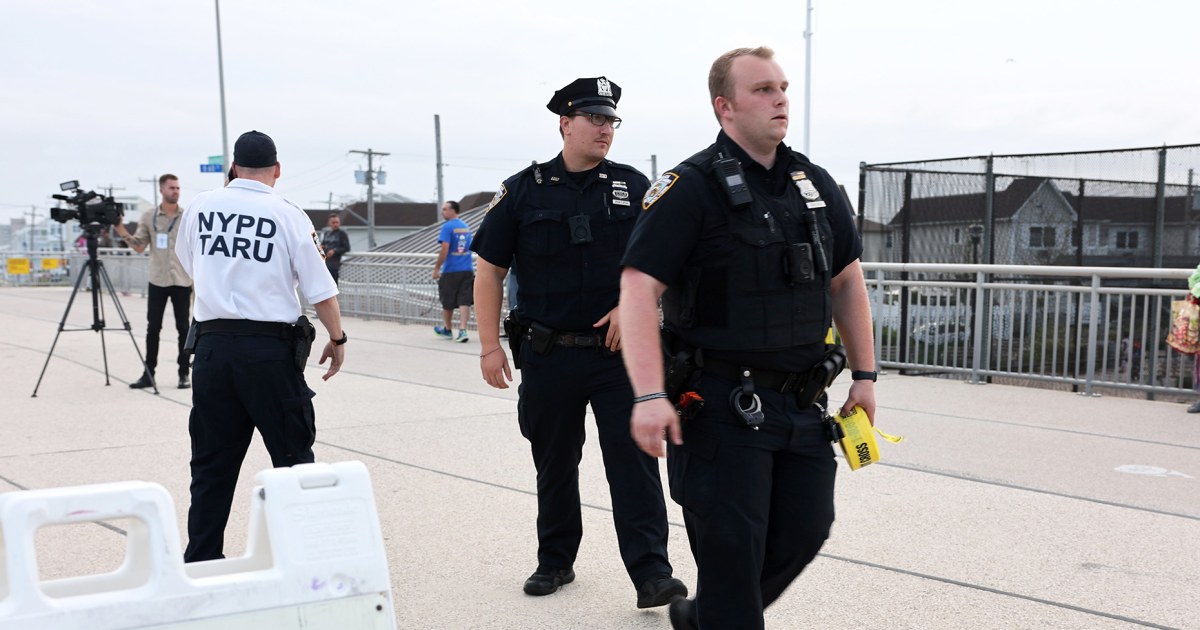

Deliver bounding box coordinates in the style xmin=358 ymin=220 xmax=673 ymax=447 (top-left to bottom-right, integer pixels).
xmin=233 ymin=130 xmax=278 ymax=168
xmin=546 ymin=76 xmax=622 ymax=117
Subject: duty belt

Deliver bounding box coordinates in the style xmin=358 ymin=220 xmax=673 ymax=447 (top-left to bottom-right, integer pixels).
xmin=196 ymin=318 xmax=293 ymax=339
xmin=554 ymin=331 xmax=606 ymax=348
xmin=700 ymin=357 xmax=812 ymax=393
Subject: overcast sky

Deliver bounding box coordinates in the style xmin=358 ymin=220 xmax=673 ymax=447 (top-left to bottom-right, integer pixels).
xmin=3 ymin=0 xmax=1198 ymax=226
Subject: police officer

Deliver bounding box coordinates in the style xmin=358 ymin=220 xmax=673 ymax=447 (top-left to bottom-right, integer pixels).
xmin=175 ymin=130 xmax=347 ymax=562
xmin=471 ymin=77 xmax=687 ymax=608
xmin=619 ymin=48 xmax=877 ymax=629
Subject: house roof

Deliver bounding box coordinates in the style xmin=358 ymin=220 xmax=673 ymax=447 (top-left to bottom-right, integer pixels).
xmin=889 ymin=177 xmax=1194 ymax=226
xmin=370 ymin=192 xmax=497 ymax=254
xmin=303 ymin=202 xmax=439 ymax=231
xmin=889 ymin=178 xmax=1042 ymax=225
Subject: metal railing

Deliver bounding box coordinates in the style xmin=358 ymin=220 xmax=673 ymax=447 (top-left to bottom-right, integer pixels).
xmin=863 ymin=262 xmax=1195 ymax=397
xmin=336 ymin=252 xmax=458 ymax=326
xmin=1 ymin=249 xmax=147 ymax=295
xmin=6 ymin=250 xmax=1193 ymax=397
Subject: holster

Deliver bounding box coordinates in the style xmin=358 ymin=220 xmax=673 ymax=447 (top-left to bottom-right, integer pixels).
xmin=503 ymin=311 xmax=523 ymax=369
xmin=183 ymin=320 xmax=198 ymax=355
xmin=291 ymin=315 xmax=317 ymax=372
xmin=662 ymin=333 xmax=697 ymax=402
xmin=795 ymin=344 xmax=848 ymax=408
xmin=662 ymin=330 xmax=702 ymax=419
xmin=528 ymin=320 xmax=557 ymax=356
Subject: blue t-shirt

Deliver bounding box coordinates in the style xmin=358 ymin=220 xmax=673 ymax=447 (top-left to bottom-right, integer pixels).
xmin=439 ymin=218 xmax=473 ymax=273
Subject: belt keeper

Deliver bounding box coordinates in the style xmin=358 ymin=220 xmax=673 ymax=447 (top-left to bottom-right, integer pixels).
xmin=633 ymin=392 xmax=669 ymax=404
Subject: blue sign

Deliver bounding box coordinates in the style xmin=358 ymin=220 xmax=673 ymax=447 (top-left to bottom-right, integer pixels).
xmin=200 ymin=163 xmax=223 ymax=173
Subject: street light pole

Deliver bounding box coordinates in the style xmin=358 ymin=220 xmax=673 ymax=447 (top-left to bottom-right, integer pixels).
xmin=214 ymin=0 xmax=230 ymax=172
xmin=803 ymin=0 xmax=813 ymax=156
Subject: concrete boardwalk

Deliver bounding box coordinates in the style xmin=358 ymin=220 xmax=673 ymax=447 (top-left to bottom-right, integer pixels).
xmin=1 ymin=287 xmax=1197 ymax=629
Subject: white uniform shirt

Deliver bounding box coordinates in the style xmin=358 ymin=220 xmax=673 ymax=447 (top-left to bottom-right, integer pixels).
xmin=176 ymin=179 xmax=337 ymax=323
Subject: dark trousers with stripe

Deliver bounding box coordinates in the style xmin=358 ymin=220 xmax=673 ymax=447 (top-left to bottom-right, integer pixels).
xmin=183 ymin=333 xmax=316 ymax=562
xmin=517 ymin=342 xmax=674 ymax=587
xmin=668 ymin=372 xmax=837 ymax=629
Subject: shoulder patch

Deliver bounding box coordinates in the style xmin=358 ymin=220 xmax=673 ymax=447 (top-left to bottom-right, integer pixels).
xmin=642 ymin=172 xmax=679 ymax=211
xmin=485 ymin=184 xmax=507 ymax=213
xmin=311 ymin=230 xmax=326 ymax=260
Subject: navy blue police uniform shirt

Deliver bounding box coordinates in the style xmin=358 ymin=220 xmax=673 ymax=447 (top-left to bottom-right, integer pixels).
xmin=622 ymin=131 xmax=863 ymax=372
xmin=472 ymin=154 xmax=651 ymax=332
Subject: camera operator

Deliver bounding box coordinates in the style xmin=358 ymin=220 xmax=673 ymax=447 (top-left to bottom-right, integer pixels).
xmin=115 ymin=174 xmax=193 ymax=389
xmin=175 ymin=130 xmax=346 ymax=562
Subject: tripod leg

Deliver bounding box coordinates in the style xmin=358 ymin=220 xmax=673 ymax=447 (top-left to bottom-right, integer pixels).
xmin=98 ymin=260 xmax=159 ymax=395
xmin=32 ymin=258 xmax=91 ymax=397
xmin=95 ymin=261 xmax=111 ymax=386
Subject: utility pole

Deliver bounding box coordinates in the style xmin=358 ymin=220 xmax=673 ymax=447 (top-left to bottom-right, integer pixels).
xmin=139 ymin=175 xmax=159 ymax=210
xmin=650 ymin=154 xmax=658 ymax=180
xmin=98 ymin=184 xmax=125 ymax=197
xmin=214 ymin=0 xmax=230 ymax=173
xmin=27 ymin=206 xmax=37 ymax=251
xmin=434 ymin=115 xmax=445 ymax=223
xmin=350 ymin=148 xmax=389 ymax=249
xmin=803 ymin=0 xmax=813 ymax=156
xmin=309 ymin=193 xmax=337 ymax=212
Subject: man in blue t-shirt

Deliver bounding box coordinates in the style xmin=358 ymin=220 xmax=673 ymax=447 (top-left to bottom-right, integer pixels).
xmin=433 ymin=200 xmax=474 ymax=342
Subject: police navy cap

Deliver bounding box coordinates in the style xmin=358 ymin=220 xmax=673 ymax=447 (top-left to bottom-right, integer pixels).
xmin=233 ymin=130 xmax=278 ymax=168
xmin=546 ymin=76 xmax=621 ymax=117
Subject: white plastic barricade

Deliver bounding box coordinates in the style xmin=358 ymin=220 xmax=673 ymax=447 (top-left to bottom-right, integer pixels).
xmin=0 ymin=461 xmax=396 ymax=630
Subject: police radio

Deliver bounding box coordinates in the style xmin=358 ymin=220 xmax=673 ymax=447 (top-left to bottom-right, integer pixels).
xmin=713 ymin=154 xmax=752 ymax=209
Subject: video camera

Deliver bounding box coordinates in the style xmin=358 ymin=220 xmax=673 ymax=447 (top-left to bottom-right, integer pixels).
xmin=50 ymin=180 xmax=123 ymax=226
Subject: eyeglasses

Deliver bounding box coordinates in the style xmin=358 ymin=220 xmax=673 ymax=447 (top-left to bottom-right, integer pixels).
xmin=571 ymin=112 xmax=622 ymax=129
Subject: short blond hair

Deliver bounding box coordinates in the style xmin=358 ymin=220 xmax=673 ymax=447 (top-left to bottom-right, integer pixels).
xmin=708 ymin=46 xmax=775 ymax=121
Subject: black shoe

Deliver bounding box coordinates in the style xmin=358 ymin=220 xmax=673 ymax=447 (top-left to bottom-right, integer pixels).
xmin=523 ymin=567 xmax=575 ymax=596
xmin=668 ymin=597 xmax=697 ymax=629
xmin=1188 ymin=400 xmax=1200 ymax=413
xmin=178 ymin=374 xmax=190 ymax=389
xmin=637 ymin=575 xmax=688 ymax=609
xmin=129 ymin=373 xmax=154 ymax=389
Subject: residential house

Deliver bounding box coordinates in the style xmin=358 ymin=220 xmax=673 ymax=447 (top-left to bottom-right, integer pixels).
xmin=882 ymin=177 xmax=1200 ymax=268
xmin=303 ymin=193 xmax=441 ymax=253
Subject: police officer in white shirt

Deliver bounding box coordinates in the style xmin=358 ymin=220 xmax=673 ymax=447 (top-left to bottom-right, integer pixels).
xmin=175 ymin=130 xmax=347 ymax=562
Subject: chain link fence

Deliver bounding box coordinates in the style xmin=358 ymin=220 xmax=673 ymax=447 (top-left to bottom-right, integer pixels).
xmin=860 ymin=144 xmax=1200 ymax=269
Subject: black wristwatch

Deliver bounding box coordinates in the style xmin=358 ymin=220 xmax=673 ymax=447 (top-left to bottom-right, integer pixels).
xmin=850 ymin=370 xmax=877 ymax=382
xmin=333 ymin=331 xmax=348 ymax=346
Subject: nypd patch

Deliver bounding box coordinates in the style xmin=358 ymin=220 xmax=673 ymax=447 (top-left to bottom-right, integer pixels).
xmin=642 ymin=172 xmax=679 ymax=211
xmin=311 ymin=230 xmax=326 ymax=259
xmin=485 ymin=184 xmax=507 ymax=212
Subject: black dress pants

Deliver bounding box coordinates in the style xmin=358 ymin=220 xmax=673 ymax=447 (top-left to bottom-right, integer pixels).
xmin=667 ymin=372 xmax=837 ymax=629
xmin=517 ymin=342 xmax=673 ymax=587
xmin=183 ymin=333 xmax=316 ymax=562
xmin=145 ymin=283 xmax=191 ymax=376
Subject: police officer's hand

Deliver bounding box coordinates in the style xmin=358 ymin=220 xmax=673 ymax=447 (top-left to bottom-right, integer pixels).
xmin=318 ymin=340 xmax=344 ymax=381
xmin=631 ymin=399 xmax=682 ymax=458
xmin=480 ymin=346 xmax=512 ymax=389
xmin=594 ymin=306 xmax=622 ymax=352
xmin=840 ymin=381 xmax=877 ymax=425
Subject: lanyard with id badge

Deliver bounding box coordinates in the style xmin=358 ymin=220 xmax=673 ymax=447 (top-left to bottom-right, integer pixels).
xmin=154 ymin=208 xmax=179 ymax=250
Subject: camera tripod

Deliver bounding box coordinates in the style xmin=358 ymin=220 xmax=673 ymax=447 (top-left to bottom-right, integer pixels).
xmin=32 ymin=226 xmax=158 ymax=396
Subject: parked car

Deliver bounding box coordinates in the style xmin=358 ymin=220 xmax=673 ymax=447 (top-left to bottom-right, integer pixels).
xmin=911 ymin=321 xmax=971 ymax=344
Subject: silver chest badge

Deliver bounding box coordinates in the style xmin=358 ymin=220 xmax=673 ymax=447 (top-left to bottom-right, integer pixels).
xmin=792 ymin=171 xmax=821 ymax=201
